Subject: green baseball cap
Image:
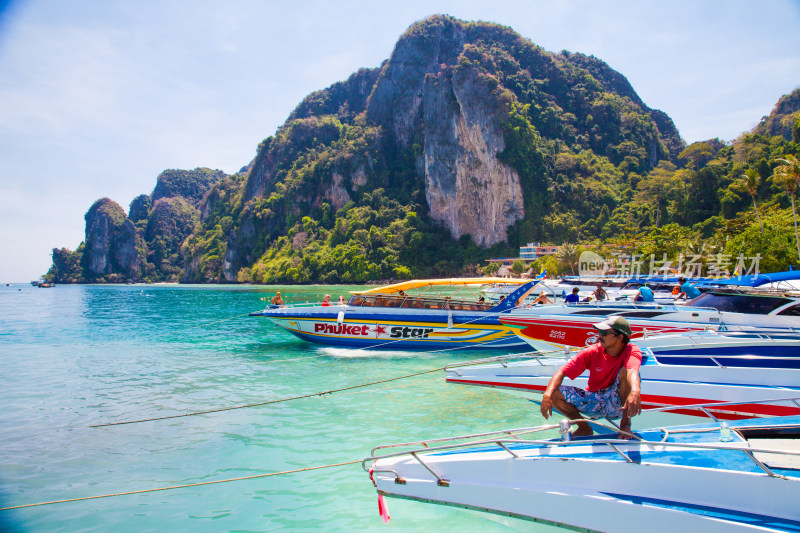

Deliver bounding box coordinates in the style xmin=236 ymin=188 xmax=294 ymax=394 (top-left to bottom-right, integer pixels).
xmin=593 ymin=315 xmax=632 ymax=337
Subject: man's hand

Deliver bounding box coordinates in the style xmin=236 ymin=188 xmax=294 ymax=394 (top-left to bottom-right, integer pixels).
xmin=624 ymin=367 xmax=642 ymax=418
xmin=540 ymin=393 xmax=553 ymax=419
xmin=540 ymin=369 xmax=566 ymax=420
xmin=625 ymin=389 xmax=641 ymax=418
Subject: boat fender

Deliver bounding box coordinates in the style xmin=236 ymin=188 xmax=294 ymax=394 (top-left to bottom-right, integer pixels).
xmin=447 ymin=310 xmax=453 ymax=329
xmin=377 ymin=494 xmax=391 ymax=524
xmin=368 ymin=465 xmax=391 ymax=524
xmin=337 ymin=310 xmax=345 ymax=325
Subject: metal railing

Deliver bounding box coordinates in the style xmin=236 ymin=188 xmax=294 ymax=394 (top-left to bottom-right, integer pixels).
xmin=364 ymin=396 xmax=800 ymax=485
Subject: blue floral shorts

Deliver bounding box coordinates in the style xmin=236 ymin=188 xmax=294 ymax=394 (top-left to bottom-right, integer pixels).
xmin=560 ymin=375 xmax=624 ymax=420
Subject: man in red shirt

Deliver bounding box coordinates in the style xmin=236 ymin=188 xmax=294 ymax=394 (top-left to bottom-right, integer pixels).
xmin=540 ymin=316 xmax=642 ymax=439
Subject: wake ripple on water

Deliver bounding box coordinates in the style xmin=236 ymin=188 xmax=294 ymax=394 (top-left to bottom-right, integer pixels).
xmin=316 ymin=346 xmax=429 ymax=359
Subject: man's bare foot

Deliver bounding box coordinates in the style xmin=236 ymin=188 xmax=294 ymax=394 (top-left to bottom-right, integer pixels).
xmin=618 ymin=421 xmax=633 ymax=440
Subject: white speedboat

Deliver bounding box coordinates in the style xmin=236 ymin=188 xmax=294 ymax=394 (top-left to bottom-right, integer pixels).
xmin=250 ymin=278 xmax=538 ymax=350
xmin=499 ymin=288 xmax=800 ymax=349
xmin=445 ymin=330 xmax=800 ymax=419
xmin=366 ymin=407 xmax=800 ymax=532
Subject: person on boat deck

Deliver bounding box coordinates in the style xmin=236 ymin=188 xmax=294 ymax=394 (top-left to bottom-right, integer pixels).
xmin=531 ymin=291 xmax=553 ymax=306
xmin=540 ymin=316 xmax=642 ymax=439
xmin=271 ymin=292 xmax=285 ymax=306
xmin=675 ymin=277 xmax=701 ymax=301
xmin=321 ymin=294 xmax=331 ymax=306
xmin=634 ymin=284 xmax=654 ymax=302
xmin=593 ymin=284 xmax=608 ymax=301
xmin=564 ymin=287 xmax=581 ymax=304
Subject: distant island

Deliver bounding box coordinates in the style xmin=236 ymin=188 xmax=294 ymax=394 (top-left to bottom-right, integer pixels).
xmin=47 ymin=15 xmax=800 ymax=284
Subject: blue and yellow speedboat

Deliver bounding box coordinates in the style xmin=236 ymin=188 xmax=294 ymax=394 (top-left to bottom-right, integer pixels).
xmin=249 ymin=278 xmax=539 ymax=350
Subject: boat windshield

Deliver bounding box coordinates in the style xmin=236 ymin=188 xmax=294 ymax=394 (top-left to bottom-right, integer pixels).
xmin=687 ymin=292 xmax=791 ymax=314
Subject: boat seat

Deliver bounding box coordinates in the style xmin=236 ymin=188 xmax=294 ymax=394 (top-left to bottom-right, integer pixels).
xmin=748 ymin=438 xmax=800 ymax=470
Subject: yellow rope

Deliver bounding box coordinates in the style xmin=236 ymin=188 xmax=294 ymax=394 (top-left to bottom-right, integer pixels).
xmin=89 ymin=366 xmax=444 ymax=428
xmin=0 ymin=460 xmax=361 ymax=511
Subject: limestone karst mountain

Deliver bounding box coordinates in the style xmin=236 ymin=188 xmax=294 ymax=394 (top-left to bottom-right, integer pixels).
xmin=48 ymin=16 xmax=799 ymax=284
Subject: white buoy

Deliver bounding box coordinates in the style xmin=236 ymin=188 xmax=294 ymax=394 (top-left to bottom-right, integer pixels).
xmin=337 ymin=309 xmax=345 ymax=325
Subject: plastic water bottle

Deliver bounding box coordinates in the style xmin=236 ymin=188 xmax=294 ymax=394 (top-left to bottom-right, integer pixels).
xmin=719 ymin=421 xmax=733 ymax=442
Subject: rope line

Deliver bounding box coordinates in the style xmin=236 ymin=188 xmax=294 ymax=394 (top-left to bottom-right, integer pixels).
xmin=185 ymin=312 xmax=254 ymax=330
xmin=0 ymin=460 xmax=361 ymax=511
xmin=89 ymin=366 xmax=445 ymax=428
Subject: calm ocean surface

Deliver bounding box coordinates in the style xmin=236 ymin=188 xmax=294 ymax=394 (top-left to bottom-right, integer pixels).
xmin=0 ymin=283 xmax=563 ymax=532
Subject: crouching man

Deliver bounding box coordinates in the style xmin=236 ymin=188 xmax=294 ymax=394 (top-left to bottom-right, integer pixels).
xmin=540 ymin=316 xmax=642 ymax=439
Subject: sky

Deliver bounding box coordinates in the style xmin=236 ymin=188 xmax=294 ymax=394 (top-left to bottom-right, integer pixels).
xmin=1 ymin=0 xmax=799 ymax=282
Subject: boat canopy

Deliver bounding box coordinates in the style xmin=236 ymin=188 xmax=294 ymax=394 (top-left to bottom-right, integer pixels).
xmin=351 ymin=277 xmax=531 ymax=295
xmin=699 ymin=270 xmax=800 ymax=287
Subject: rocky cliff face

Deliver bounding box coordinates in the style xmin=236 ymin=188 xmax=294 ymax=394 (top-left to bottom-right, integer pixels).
xmin=419 ymin=65 xmax=525 ymax=245
xmin=360 ymin=19 xmax=527 ymax=246
xmin=754 ymin=88 xmax=800 ymax=141
xmin=83 ymin=198 xmax=139 ymax=278
xmin=153 ymin=168 xmax=226 ymax=207
xmin=51 ymin=168 xmax=224 ymax=282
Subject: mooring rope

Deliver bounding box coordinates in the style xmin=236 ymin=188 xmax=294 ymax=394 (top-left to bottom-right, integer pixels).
xmin=88 ymin=366 xmax=445 ymax=428
xmin=0 ymin=460 xmax=361 ymax=511
xmin=184 ymin=311 xmax=254 ymax=330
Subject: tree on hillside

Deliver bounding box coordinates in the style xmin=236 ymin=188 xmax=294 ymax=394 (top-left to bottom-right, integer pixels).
xmin=483 ymin=262 xmax=501 ymax=276
xmin=557 ymin=242 xmax=580 ymax=275
xmin=722 ymin=209 xmax=800 ymax=272
xmin=771 ymin=155 xmax=800 ymax=260
xmin=739 ymin=168 xmax=763 ymax=230
xmin=678 ymin=142 xmax=715 ymax=171
xmin=635 ymin=162 xmax=683 ymax=228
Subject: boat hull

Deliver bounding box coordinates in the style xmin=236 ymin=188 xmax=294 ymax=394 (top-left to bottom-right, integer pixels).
xmin=252 ymin=306 xmax=533 ymax=350
xmin=369 ymin=416 xmax=800 ymax=532
xmin=500 ymin=303 xmax=800 ymax=349
xmin=445 ymin=332 xmax=800 ymax=418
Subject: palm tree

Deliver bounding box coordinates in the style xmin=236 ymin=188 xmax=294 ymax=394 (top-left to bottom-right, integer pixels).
xmin=772 ymin=155 xmax=800 ymax=260
xmin=740 ymin=168 xmax=763 ymax=230
xmin=557 ymin=242 xmax=579 ymax=275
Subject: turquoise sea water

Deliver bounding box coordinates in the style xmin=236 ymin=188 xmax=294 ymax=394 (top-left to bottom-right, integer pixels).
xmin=0 ymin=284 xmax=562 ymax=532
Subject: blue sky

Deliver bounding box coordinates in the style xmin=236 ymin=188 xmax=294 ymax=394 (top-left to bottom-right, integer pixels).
xmin=1 ymin=0 xmax=799 ymax=282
